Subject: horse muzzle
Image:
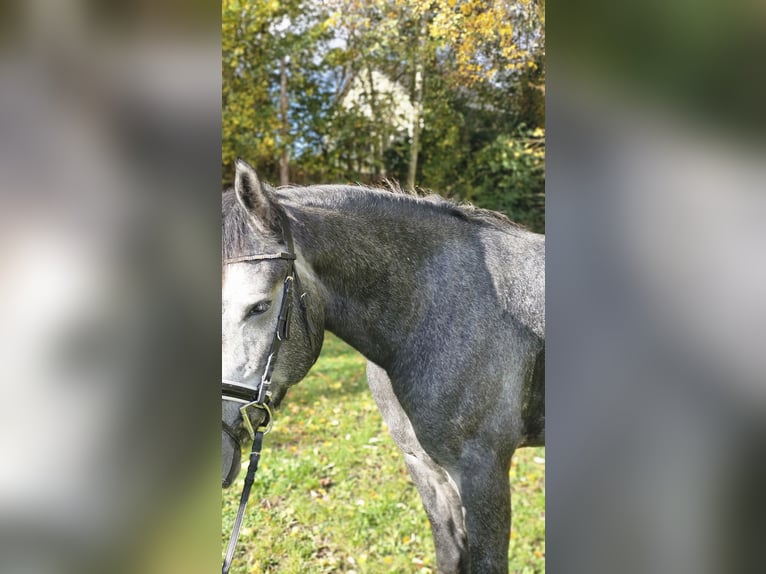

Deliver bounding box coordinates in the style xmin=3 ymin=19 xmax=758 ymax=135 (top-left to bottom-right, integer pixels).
xmin=221 ymin=428 xmax=242 ymax=488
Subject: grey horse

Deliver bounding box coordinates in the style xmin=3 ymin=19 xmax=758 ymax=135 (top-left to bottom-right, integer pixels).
xmin=222 ymin=159 xmax=545 ymax=573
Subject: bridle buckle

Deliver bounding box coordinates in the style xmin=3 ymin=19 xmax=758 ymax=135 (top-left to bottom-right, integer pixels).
xmin=239 ymin=401 xmax=273 ymax=441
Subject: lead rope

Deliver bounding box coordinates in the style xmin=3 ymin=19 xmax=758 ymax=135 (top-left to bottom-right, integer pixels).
xmin=222 ymin=430 xmax=265 ymax=574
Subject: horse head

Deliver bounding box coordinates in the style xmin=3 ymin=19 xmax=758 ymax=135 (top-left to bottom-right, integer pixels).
xmin=221 ymin=159 xmax=323 ymax=486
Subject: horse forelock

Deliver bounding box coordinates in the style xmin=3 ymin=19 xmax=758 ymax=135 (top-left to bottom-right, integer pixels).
xmin=221 ymin=189 xmax=282 ymax=264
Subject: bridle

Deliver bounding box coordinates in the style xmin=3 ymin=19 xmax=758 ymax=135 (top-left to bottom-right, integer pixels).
xmin=221 ymin=212 xmax=297 ymax=574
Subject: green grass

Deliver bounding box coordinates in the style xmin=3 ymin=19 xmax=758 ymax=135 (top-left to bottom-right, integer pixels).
xmin=222 ymin=335 xmax=545 ymax=573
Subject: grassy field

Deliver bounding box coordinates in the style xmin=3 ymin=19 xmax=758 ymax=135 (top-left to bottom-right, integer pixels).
xmin=222 ymin=334 xmax=545 ymax=573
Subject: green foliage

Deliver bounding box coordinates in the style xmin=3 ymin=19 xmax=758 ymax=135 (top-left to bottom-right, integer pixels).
xmin=222 ymin=0 xmax=545 ymax=231
xmin=222 ymin=0 xmax=335 ymax=184
xmin=469 ymin=126 xmax=545 ymax=233
xmin=222 ymin=335 xmax=546 ymax=573
xmin=222 ymin=0 xmax=546 ymax=227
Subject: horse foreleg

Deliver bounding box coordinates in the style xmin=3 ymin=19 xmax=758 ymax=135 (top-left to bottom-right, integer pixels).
xmin=402 ymin=450 xmax=469 ymax=573
xmin=458 ymin=447 xmax=512 ymax=574
xmin=366 ymin=362 xmax=468 ymax=573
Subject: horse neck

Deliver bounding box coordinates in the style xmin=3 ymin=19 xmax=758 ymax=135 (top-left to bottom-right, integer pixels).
xmin=285 ymin=190 xmax=467 ymax=371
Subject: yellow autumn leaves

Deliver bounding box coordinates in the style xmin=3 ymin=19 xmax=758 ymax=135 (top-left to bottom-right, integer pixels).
xmin=321 ymin=0 xmax=539 ymax=87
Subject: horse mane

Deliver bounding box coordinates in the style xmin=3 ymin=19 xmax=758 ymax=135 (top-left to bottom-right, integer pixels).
xmin=223 ymin=179 xmax=525 ymax=262
xmin=279 ymin=180 xmax=526 ymax=233
xmin=420 ymin=195 xmax=523 ymax=232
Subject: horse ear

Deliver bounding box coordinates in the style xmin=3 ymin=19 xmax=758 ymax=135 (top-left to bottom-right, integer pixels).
xmin=234 ymin=158 xmax=279 ymax=234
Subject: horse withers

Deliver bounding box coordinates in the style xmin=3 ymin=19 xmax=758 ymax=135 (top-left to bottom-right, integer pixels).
xmin=221 ymin=159 xmax=545 ymax=573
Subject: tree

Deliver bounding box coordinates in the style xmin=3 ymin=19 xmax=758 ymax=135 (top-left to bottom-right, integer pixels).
xmin=222 ymin=0 xmax=546 ymax=228
xmin=222 ymin=0 xmax=334 ymax=186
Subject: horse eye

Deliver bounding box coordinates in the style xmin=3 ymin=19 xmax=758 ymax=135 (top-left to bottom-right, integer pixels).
xmin=245 ymin=301 xmax=270 ymax=318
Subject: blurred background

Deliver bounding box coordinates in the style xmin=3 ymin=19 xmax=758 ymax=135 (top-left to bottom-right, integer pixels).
xmin=222 ymin=0 xmax=545 ymax=232
xmin=547 ymin=0 xmax=766 ymax=573
xmin=0 ymin=1 xmax=221 ymax=573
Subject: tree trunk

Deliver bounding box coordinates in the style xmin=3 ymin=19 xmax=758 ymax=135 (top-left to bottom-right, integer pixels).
xmin=365 ymin=66 xmax=385 ymax=179
xmin=279 ymin=56 xmax=289 ymax=186
xmin=407 ymin=24 xmax=425 ymax=191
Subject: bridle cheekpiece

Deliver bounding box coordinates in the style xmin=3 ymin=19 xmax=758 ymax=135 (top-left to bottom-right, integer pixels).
xmin=221 ymin=247 xmax=295 ymax=438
